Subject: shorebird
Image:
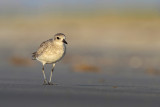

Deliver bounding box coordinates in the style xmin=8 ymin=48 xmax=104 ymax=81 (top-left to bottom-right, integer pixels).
xmin=32 ymin=33 xmax=67 ymax=85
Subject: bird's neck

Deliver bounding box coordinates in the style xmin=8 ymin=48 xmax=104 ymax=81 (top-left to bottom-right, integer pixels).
xmin=53 ymin=41 xmax=64 ymax=46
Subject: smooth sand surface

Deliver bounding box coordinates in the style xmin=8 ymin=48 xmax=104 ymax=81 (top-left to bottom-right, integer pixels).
xmin=0 ymin=81 xmax=160 ymax=107
xmin=0 ymin=65 xmax=160 ymax=107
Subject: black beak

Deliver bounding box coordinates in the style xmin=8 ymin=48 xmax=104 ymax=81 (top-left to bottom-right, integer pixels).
xmin=63 ymin=39 xmax=68 ymax=44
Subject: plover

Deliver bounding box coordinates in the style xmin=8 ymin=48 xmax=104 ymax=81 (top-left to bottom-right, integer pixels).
xmin=32 ymin=33 xmax=68 ymax=85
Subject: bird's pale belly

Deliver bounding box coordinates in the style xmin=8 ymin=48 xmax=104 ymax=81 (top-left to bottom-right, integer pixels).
xmin=38 ymin=50 xmax=65 ymax=64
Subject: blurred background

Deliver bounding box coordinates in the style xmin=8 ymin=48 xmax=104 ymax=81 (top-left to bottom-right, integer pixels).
xmin=1 ymin=0 xmax=160 ymax=85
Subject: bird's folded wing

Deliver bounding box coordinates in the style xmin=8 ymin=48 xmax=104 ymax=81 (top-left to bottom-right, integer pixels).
xmin=33 ymin=39 xmax=53 ymax=58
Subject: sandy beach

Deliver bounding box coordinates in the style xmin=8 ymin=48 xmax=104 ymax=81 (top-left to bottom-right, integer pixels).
xmin=0 ymin=62 xmax=160 ymax=107
xmin=1 ymin=83 xmax=160 ymax=107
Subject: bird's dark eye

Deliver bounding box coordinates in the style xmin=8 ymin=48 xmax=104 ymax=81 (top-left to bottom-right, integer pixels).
xmin=57 ymin=37 xmax=60 ymax=40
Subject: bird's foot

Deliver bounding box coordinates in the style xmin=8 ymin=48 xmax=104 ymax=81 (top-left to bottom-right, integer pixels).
xmin=48 ymin=82 xmax=58 ymax=85
xmin=48 ymin=82 xmax=53 ymax=85
xmin=43 ymin=80 xmax=48 ymax=85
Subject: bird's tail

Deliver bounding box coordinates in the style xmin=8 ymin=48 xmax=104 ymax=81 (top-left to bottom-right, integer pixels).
xmin=32 ymin=52 xmax=37 ymax=60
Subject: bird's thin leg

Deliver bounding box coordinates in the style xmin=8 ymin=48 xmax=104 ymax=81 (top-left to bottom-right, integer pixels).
xmin=48 ymin=63 xmax=55 ymax=85
xmin=42 ymin=63 xmax=47 ymax=85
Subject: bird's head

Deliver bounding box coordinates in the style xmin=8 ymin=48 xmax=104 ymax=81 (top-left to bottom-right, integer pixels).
xmin=54 ymin=33 xmax=68 ymax=44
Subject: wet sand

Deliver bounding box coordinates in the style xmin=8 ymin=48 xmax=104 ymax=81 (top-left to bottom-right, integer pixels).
xmin=0 ymin=83 xmax=160 ymax=107
xmin=0 ymin=64 xmax=160 ymax=107
xmin=1 ymin=79 xmax=160 ymax=107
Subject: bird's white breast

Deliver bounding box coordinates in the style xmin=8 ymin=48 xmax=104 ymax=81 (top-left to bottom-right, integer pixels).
xmin=37 ymin=44 xmax=66 ymax=64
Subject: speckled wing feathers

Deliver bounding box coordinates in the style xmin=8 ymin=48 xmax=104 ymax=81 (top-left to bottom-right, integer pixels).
xmin=32 ymin=39 xmax=53 ymax=59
